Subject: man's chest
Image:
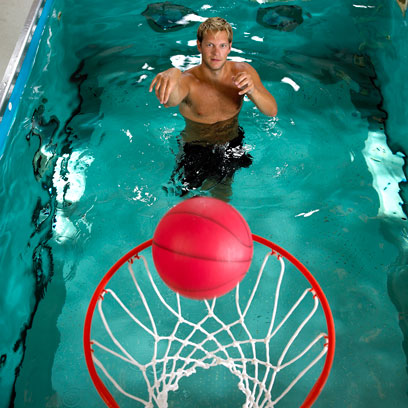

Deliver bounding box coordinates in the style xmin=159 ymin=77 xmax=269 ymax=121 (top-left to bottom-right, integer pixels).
xmin=181 ymin=81 xmax=243 ymax=121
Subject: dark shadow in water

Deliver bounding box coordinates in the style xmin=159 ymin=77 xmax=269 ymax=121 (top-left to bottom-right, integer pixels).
xmin=7 ymin=109 xmax=61 ymax=407
xmin=142 ymin=2 xmax=198 ymax=32
xmin=257 ymin=5 xmax=305 ymax=32
xmin=7 ymin=54 xmax=104 ymax=406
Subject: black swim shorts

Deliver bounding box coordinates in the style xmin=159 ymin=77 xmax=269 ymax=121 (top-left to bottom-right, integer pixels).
xmin=165 ymin=127 xmax=253 ymax=196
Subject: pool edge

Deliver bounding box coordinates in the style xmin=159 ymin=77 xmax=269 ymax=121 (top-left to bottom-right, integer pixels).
xmin=0 ymin=0 xmax=54 ymax=157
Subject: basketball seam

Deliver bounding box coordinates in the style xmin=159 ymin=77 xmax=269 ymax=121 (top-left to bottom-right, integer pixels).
xmin=168 ymin=271 xmax=246 ymax=294
xmin=160 ymin=210 xmax=252 ymax=248
xmin=152 ymin=241 xmax=253 ymax=263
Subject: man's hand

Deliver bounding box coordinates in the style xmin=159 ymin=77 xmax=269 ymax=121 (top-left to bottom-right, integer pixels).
xmin=232 ymin=72 xmax=255 ymax=96
xmin=233 ymin=65 xmax=277 ymax=117
xmin=149 ymin=68 xmax=182 ymax=105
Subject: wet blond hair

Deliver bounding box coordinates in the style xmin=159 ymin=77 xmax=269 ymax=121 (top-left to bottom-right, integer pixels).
xmin=197 ymin=17 xmax=233 ymax=43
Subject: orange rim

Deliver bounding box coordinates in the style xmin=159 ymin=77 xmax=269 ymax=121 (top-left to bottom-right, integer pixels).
xmin=83 ymin=235 xmax=335 ymax=408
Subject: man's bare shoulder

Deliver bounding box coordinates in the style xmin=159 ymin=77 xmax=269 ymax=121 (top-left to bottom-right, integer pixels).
xmin=231 ymin=61 xmax=255 ymax=74
xmin=182 ymin=66 xmax=201 ymax=80
xmin=176 ymin=67 xmax=200 ymax=91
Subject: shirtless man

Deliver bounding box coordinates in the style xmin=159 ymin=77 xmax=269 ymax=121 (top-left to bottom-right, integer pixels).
xmin=149 ymin=17 xmax=277 ymax=197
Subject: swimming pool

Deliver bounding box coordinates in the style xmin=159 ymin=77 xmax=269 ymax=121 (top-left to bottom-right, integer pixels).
xmin=0 ymin=0 xmax=407 ymax=406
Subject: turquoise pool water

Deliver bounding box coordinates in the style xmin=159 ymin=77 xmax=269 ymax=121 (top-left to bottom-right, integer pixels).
xmin=0 ymin=0 xmax=407 ymax=406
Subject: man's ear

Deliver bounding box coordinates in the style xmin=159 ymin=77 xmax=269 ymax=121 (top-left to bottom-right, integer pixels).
xmin=197 ymin=40 xmax=202 ymax=53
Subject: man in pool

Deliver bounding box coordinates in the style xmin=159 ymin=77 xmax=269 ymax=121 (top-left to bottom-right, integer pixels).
xmin=149 ymin=17 xmax=277 ymax=198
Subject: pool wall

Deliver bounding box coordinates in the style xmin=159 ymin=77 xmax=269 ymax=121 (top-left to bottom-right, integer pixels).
xmin=376 ymin=2 xmax=408 ymax=153
xmin=353 ymin=0 xmax=408 ymax=382
xmin=373 ymin=1 xmax=408 ymax=380
xmin=0 ymin=0 xmax=54 ymax=157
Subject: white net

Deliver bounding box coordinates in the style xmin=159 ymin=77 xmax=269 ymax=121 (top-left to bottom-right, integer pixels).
xmin=88 ymin=246 xmax=330 ymax=408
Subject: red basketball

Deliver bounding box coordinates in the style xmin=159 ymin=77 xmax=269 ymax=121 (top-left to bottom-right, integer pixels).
xmin=152 ymin=197 xmax=253 ymax=300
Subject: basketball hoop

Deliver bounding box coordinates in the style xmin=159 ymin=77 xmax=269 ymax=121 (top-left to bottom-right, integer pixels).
xmin=83 ymin=235 xmax=335 ymax=408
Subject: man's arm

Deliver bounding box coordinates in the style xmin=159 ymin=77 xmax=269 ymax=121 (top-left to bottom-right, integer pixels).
xmin=149 ymin=68 xmax=189 ymax=107
xmin=233 ymin=64 xmax=277 ymax=117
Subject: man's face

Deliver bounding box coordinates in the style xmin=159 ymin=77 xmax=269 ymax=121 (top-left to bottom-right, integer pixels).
xmin=197 ymin=30 xmax=232 ymax=71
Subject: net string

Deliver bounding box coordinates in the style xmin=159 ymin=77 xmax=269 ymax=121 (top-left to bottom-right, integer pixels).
xmin=91 ymin=250 xmax=328 ymax=407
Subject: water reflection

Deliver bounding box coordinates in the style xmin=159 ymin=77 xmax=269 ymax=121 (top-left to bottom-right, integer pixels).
xmin=52 ymin=150 xmax=95 ymax=243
